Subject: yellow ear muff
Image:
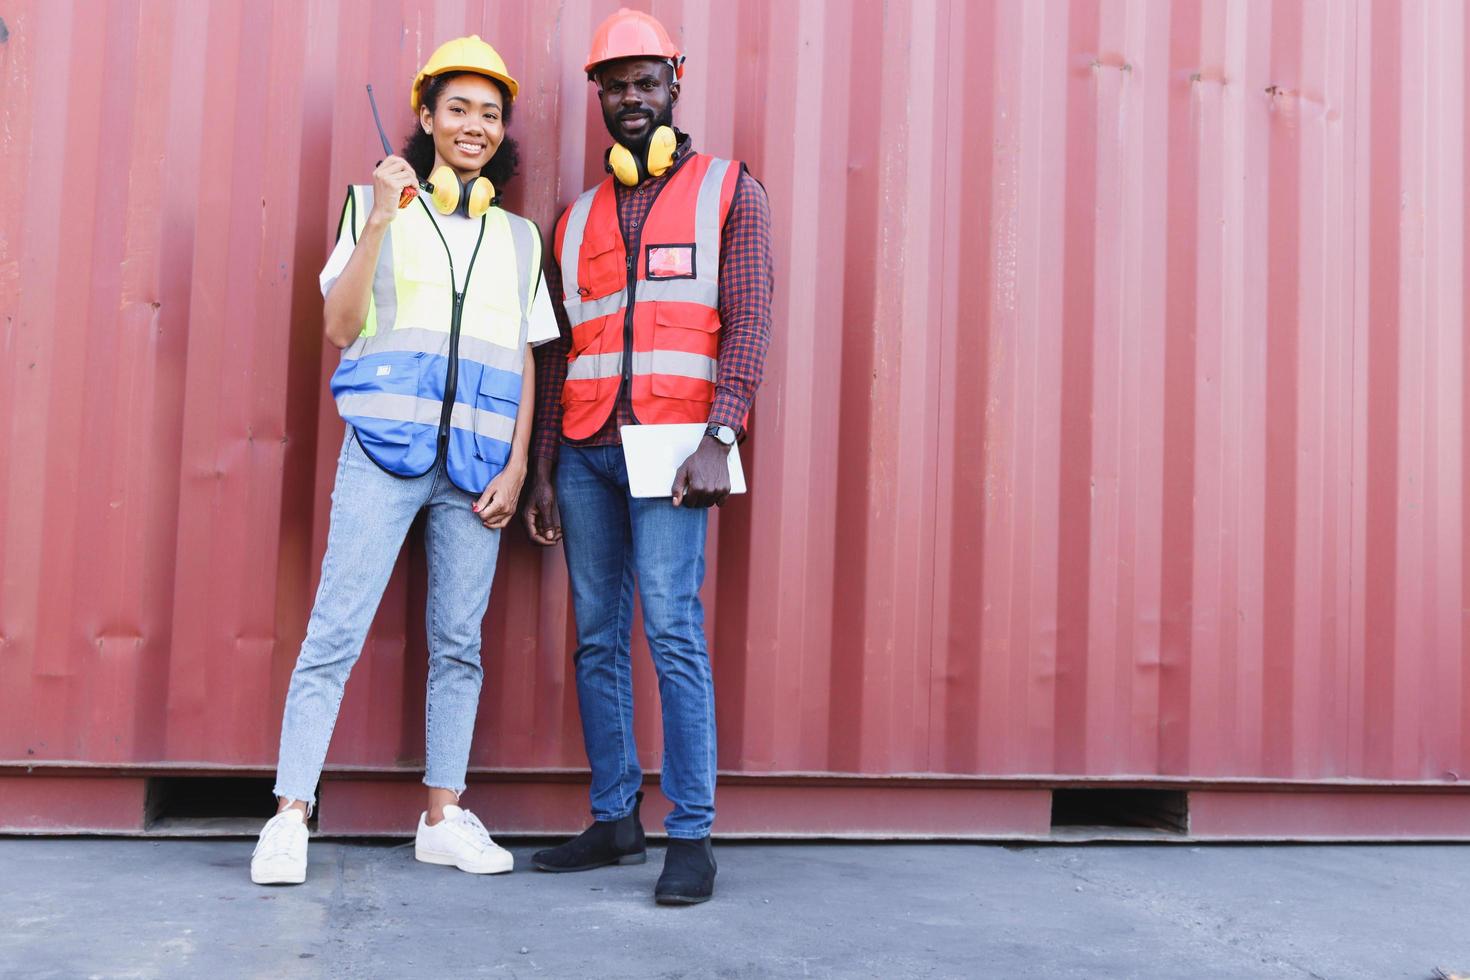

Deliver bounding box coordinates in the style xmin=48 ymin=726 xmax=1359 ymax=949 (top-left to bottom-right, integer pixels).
xmin=427 ymin=165 xmax=461 ymax=215
xmin=646 ymin=125 xmax=676 ymax=178
xmin=608 ymin=126 xmax=678 ymax=186
xmin=608 ymin=142 xmax=640 ymax=187
xmin=466 ymin=176 xmax=495 ymax=218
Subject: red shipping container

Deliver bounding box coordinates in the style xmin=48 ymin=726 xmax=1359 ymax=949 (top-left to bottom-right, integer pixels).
xmin=1 ymin=0 xmax=1468 ymax=838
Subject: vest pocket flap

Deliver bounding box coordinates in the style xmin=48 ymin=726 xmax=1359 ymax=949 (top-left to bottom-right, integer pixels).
xmin=464 ymin=297 xmax=523 ymax=351
xmin=650 ymin=371 xmax=716 ymax=402
xmin=655 ymin=303 xmax=720 ymax=333
xmin=335 ymin=351 xmax=425 ymax=398
xmin=561 ymin=371 xmax=606 ymax=401
xmin=579 ymin=236 xmax=625 ymax=296
xmin=563 ymin=347 xmax=620 ymax=401
xmin=477 ymin=362 xmax=522 ymax=403
xmin=471 ymin=388 xmax=518 ymax=467
xmin=331 ymin=353 xmax=429 ymax=457
xmin=397 ymin=236 xmax=451 ymax=286
xmin=582 ymin=229 xmax=619 ymax=259
xmin=569 ymin=319 xmax=604 ymax=356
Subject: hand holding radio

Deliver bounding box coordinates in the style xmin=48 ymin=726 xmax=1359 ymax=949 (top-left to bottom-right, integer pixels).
xmin=365 ymin=84 xmax=418 ymax=215
xmin=370 ymin=156 xmax=418 ymax=223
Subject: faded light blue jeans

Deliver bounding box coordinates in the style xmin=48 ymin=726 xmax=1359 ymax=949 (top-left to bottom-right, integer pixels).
xmin=555 ymin=444 xmax=717 ymax=839
xmin=273 ymin=429 xmax=501 ymax=808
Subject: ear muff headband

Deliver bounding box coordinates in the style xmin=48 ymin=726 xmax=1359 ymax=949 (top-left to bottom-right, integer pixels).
xmin=609 ymin=125 xmax=676 ymax=186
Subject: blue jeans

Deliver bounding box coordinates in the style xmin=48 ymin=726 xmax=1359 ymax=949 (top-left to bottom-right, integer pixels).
xmin=273 ymin=430 xmax=501 ymax=808
xmin=556 ymin=444 xmax=716 ymax=839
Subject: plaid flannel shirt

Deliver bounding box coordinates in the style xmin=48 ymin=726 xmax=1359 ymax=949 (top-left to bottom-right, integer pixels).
xmin=532 ymin=140 xmax=773 ymax=462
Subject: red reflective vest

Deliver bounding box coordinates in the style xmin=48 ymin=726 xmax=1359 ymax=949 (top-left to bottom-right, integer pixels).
xmin=554 ymin=153 xmax=742 ymax=440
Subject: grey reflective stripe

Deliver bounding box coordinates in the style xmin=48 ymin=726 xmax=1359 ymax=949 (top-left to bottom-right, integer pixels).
xmin=357 ymin=183 xmax=376 ymax=226
xmin=336 ymin=186 xmax=398 ymax=343
xmin=372 ymin=223 xmax=397 ymax=334
xmin=338 ymin=220 xmax=399 ymax=358
xmin=336 ymin=392 xmax=443 ymax=427
xmin=342 ymin=328 xmax=522 ymax=374
xmin=564 ymin=288 xmax=627 ymax=326
xmin=449 ymin=401 xmax=516 ymax=443
xmin=507 ymin=213 xmax=535 ymax=348
xmin=558 ymin=187 xmax=600 ymax=299
xmin=566 ymin=351 xmax=624 ymax=381
xmin=634 ymin=278 xmax=719 ymax=308
xmin=693 ymin=158 xmax=731 ymax=289
xmin=353 ymin=184 xmax=375 ymax=237
xmin=567 ymin=349 xmax=716 ymax=383
xmin=632 ymin=350 xmax=717 ymax=382
xmin=351 ymin=185 xmax=399 ymax=337
xmin=337 ymin=392 xmax=517 ymax=445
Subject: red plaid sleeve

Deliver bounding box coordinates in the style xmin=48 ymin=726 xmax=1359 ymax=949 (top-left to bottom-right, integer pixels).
xmin=531 ymin=231 xmax=572 ymax=463
xmin=708 ymin=170 xmax=774 ymax=436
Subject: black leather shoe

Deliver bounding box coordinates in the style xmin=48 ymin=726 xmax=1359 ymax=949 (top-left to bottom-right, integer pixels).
xmin=654 ymin=836 xmax=717 ymax=905
xmin=532 ymin=791 xmax=646 ymax=872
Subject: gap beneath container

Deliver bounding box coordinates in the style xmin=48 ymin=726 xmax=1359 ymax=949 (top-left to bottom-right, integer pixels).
xmin=145 ymin=776 xmax=312 ymax=834
xmin=1050 ymin=788 xmax=1189 ymax=839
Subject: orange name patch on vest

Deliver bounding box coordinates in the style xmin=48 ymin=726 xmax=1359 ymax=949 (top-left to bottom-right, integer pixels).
xmin=647 ymin=244 xmax=695 ymax=280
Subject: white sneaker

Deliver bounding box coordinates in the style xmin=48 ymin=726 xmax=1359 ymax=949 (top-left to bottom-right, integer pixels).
xmin=415 ymin=805 xmax=513 ymax=875
xmin=251 ymin=808 xmax=308 ymax=885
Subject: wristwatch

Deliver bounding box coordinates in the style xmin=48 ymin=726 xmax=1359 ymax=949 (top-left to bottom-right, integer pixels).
xmin=705 ymin=423 xmax=737 ymax=447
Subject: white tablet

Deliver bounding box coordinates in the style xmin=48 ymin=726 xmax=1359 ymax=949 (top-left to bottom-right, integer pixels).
xmin=620 ymin=424 xmax=747 ymax=499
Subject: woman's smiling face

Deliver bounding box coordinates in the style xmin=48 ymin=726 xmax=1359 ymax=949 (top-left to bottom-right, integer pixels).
xmin=420 ymin=73 xmax=505 ymax=182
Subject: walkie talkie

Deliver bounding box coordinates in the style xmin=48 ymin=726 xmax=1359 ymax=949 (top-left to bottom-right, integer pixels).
xmin=366 ymin=84 xmax=417 ymax=208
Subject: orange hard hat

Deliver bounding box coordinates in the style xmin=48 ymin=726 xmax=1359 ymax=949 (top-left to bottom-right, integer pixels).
xmin=584 ymin=7 xmax=684 ymax=79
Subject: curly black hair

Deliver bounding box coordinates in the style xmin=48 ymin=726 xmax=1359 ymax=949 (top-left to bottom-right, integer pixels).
xmin=401 ymin=71 xmax=519 ymax=192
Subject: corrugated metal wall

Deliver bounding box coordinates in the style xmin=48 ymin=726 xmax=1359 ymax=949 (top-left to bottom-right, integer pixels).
xmin=3 ymin=0 xmax=1469 ymax=833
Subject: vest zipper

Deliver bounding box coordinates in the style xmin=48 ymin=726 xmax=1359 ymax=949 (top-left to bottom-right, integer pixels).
xmin=621 ymin=251 xmax=634 ymax=390
xmin=418 ymin=198 xmax=487 ymax=464
xmin=442 ymin=289 xmax=465 ymax=448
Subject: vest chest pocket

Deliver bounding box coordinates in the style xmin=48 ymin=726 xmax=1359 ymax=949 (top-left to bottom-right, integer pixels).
xmin=339 ymin=350 xmax=426 ymax=398
xmin=473 ymin=366 xmax=519 ymax=466
xmin=463 ymin=291 xmax=523 ymax=350
xmin=563 ymin=342 xmax=618 ymax=402
xmin=331 ymin=351 xmax=429 ymax=458
xmin=394 ymin=244 xmax=453 ymax=332
xmin=652 ymin=302 xmax=721 ymax=346
xmin=649 ymin=304 xmax=719 ymax=402
xmin=578 ymin=235 xmax=626 ymax=299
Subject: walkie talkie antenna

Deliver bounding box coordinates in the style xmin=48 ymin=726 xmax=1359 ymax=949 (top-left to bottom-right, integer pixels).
xmin=366 ymin=84 xmax=417 ymax=208
xmin=366 ymin=84 xmax=394 ymax=156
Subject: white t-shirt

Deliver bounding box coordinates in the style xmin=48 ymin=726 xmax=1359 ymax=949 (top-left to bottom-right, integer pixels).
xmin=319 ymin=205 xmax=560 ymax=346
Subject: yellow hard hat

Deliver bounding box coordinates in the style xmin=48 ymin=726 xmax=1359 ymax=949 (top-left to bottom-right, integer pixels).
xmin=410 ymin=35 xmax=520 ymax=113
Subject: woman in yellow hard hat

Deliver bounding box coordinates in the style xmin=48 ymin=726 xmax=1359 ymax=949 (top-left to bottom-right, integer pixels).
xmin=250 ymin=36 xmax=560 ymax=886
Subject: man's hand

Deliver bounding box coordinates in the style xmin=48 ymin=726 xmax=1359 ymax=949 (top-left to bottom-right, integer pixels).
xmin=523 ymin=464 xmax=563 ymax=544
xmin=672 ymin=436 xmax=732 ymax=508
xmin=472 ymin=460 xmax=526 ymax=530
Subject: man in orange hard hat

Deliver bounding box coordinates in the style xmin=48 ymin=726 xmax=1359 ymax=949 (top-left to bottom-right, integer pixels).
xmin=523 ymin=7 xmax=773 ymax=905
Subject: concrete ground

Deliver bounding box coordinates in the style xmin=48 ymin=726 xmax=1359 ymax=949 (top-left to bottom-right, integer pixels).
xmin=0 ymin=839 xmax=1466 ymax=979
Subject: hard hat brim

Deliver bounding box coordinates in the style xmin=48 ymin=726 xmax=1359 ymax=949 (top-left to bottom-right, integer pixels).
xmin=584 ymin=55 xmax=684 ymax=80
xmin=411 ymin=66 xmax=521 ymax=114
